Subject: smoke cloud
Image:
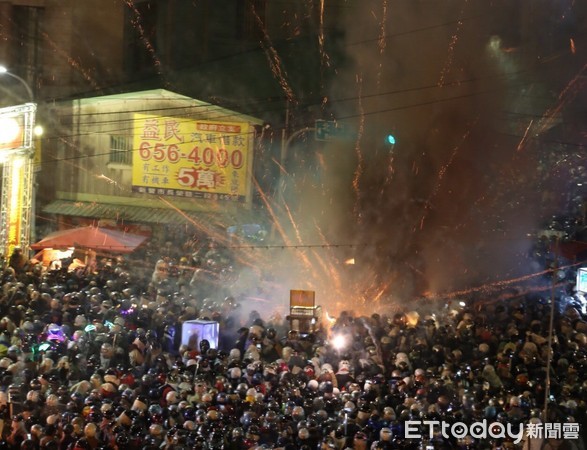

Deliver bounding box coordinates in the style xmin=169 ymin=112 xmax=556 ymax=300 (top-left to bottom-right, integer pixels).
xmin=241 ymin=0 xmax=587 ymax=318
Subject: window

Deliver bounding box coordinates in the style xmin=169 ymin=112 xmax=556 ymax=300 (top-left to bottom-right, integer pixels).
xmin=109 ymin=135 xmax=132 ymax=165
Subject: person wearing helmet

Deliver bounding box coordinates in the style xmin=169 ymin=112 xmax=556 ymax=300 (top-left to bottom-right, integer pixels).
xmin=199 ymin=339 xmax=211 ymax=356
xmin=6 ymin=415 xmax=28 ymax=448
xmin=8 ymin=246 xmax=28 ymax=276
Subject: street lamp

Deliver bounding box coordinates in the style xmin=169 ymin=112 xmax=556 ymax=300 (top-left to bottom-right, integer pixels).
xmin=280 ymin=126 xmax=316 ymax=168
xmin=0 ymin=65 xmax=37 ymax=263
xmin=0 ymin=66 xmax=34 ymax=102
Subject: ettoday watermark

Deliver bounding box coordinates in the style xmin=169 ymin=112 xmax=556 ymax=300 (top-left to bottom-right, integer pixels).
xmin=405 ymin=420 xmax=581 ymax=444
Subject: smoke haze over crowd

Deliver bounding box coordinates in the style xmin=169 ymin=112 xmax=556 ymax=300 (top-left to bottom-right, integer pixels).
xmin=244 ymin=1 xmax=587 ymax=316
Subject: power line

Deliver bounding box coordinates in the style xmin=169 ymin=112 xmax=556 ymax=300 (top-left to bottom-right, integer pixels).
xmin=35 ymin=72 xmax=550 ymax=148
xmin=35 ymin=82 xmax=586 ymax=170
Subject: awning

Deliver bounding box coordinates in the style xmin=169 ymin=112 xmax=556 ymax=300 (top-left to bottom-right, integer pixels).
xmin=31 ymin=226 xmax=148 ymax=253
xmin=41 ymin=200 xmax=252 ymax=229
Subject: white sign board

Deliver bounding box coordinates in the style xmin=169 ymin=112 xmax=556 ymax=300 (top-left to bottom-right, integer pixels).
xmin=181 ymin=320 xmax=219 ymax=350
xmin=577 ymin=268 xmax=587 ymax=293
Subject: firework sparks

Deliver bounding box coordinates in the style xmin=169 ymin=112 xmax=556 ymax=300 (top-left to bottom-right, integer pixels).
xmin=438 ymin=0 xmax=469 ymax=87
xmin=312 ymin=221 xmax=343 ymax=293
xmin=252 ymin=5 xmax=296 ymax=105
xmin=156 ymin=196 xmax=229 ymax=246
xmin=376 ymin=0 xmax=388 ymax=88
xmin=96 ymin=174 xmax=120 ymax=188
xmin=41 ymin=32 xmax=100 ymax=90
xmin=516 ymin=119 xmax=534 ymax=152
xmin=252 ymin=177 xmax=291 ymax=246
xmin=318 ymin=0 xmax=330 ymax=70
xmin=416 ymin=125 xmax=474 ymax=232
xmin=283 ymin=200 xmax=304 ymax=246
xmin=123 ymin=0 xmax=166 ymax=83
xmin=352 ymin=74 xmax=365 ymax=221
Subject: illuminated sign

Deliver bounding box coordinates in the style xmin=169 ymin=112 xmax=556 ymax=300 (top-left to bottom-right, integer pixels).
xmin=132 ymin=114 xmax=253 ymax=202
xmin=577 ymin=268 xmax=587 ymax=293
xmin=0 ymin=103 xmax=35 ymax=155
xmin=0 ymin=103 xmax=36 ymax=259
xmin=0 ymin=117 xmax=24 ymax=151
xmin=290 ymin=290 xmax=316 ymax=308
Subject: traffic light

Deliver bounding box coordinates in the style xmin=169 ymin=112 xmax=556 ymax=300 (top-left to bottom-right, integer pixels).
xmin=386 ymin=133 xmax=396 ymax=145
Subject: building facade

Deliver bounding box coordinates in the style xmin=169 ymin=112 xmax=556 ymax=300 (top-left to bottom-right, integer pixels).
xmin=0 ymin=0 xmax=347 ymax=243
xmin=38 ymin=89 xmax=263 ymax=239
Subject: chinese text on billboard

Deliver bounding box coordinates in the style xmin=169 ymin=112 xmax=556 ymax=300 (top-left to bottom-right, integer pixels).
xmin=132 ymin=114 xmax=252 ymax=202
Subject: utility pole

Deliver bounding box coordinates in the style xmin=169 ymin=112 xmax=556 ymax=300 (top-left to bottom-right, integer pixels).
xmin=543 ymin=236 xmax=559 ymax=421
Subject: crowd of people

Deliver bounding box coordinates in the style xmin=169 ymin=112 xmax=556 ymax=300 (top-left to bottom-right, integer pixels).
xmin=0 ymin=232 xmax=585 ymax=450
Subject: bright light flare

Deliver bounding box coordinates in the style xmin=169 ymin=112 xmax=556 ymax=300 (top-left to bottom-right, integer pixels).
xmin=344 ymin=258 xmax=355 ymax=265
xmin=0 ymin=117 xmax=20 ymax=144
xmin=405 ymin=311 xmax=420 ymax=327
xmin=331 ymin=334 xmax=348 ymax=351
xmin=55 ymin=248 xmax=74 ymax=260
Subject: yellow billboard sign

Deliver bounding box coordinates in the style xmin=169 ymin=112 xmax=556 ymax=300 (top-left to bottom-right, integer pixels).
xmin=132 ymin=114 xmax=252 ymax=202
xmin=6 ymin=157 xmax=26 ymax=256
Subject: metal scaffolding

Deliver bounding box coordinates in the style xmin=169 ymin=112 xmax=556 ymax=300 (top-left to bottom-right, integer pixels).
xmin=0 ymin=103 xmax=36 ymax=260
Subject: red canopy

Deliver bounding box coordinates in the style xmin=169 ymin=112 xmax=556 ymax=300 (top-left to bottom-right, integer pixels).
xmin=31 ymin=226 xmax=148 ymax=254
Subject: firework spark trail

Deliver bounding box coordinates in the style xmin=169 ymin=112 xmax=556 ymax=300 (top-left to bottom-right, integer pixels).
xmin=350 ymin=278 xmax=392 ymax=314
xmin=406 ymin=261 xmax=425 ymax=279
xmin=124 ymin=0 xmax=166 ymax=81
xmin=283 ymin=201 xmax=304 ymax=246
xmin=438 ymin=0 xmax=468 ymax=87
xmin=376 ymin=0 xmax=388 ymax=89
xmin=369 ymin=277 xmax=392 ymax=305
xmin=352 ymin=75 xmax=365 ymax=222
xmin=535 ymin=62 xmax=587 ymax=135
xmin=280 ymin=199 xmax=317 ymax=274
xmin=424 ymin=261 xmax=579 ymax=300
xmin=516 ymin=119 xmax=534 ymax=152
xmin=378 ymin=150 xmax=395 ymax=203
xmin=511 ymin=63 xmax=587 ymax=169
xmin=54 ymin=137 xmax=129 ymax=188
xmin=416 ymin=125 xmax=474 ymax=232
xmin=156 ymin=196 xmax=230 ymax=246
xmin=252 ymin=7 xmax=296 ymax=105
xmin=310 ymin=247 xmax=343 ymax=293
xmin=243 ymin=296 xmax=272 ymax=304
xmin=312 ymin=221 xmax=343 ymax=293
xmin=317 ymin=0 xmax=330 ymax=71
xmin=155 ymin=198 xmax=259 ymax=271
xmin=252 ymin=177 xmax=291 ymax=247
xmin=513 ymin=62 xmax=587 ymax=153
xmin=40 ymin=33 xmax=100 ymax=90
xmin=271 ymin=157 xmax=289 ymax=176
xmin=95 ymin=174 xmax=123 ymax=190
xmin=377 ymin=0 xmax=387 ymax=88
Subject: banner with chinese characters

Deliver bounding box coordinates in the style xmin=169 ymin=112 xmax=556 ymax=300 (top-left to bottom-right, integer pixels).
xmin=132 ymin=114 xmax=252 ymax=202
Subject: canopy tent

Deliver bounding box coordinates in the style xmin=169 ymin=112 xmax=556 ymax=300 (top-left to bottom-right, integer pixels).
xmin=31 ymin=226 xmax=148 ymax=254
